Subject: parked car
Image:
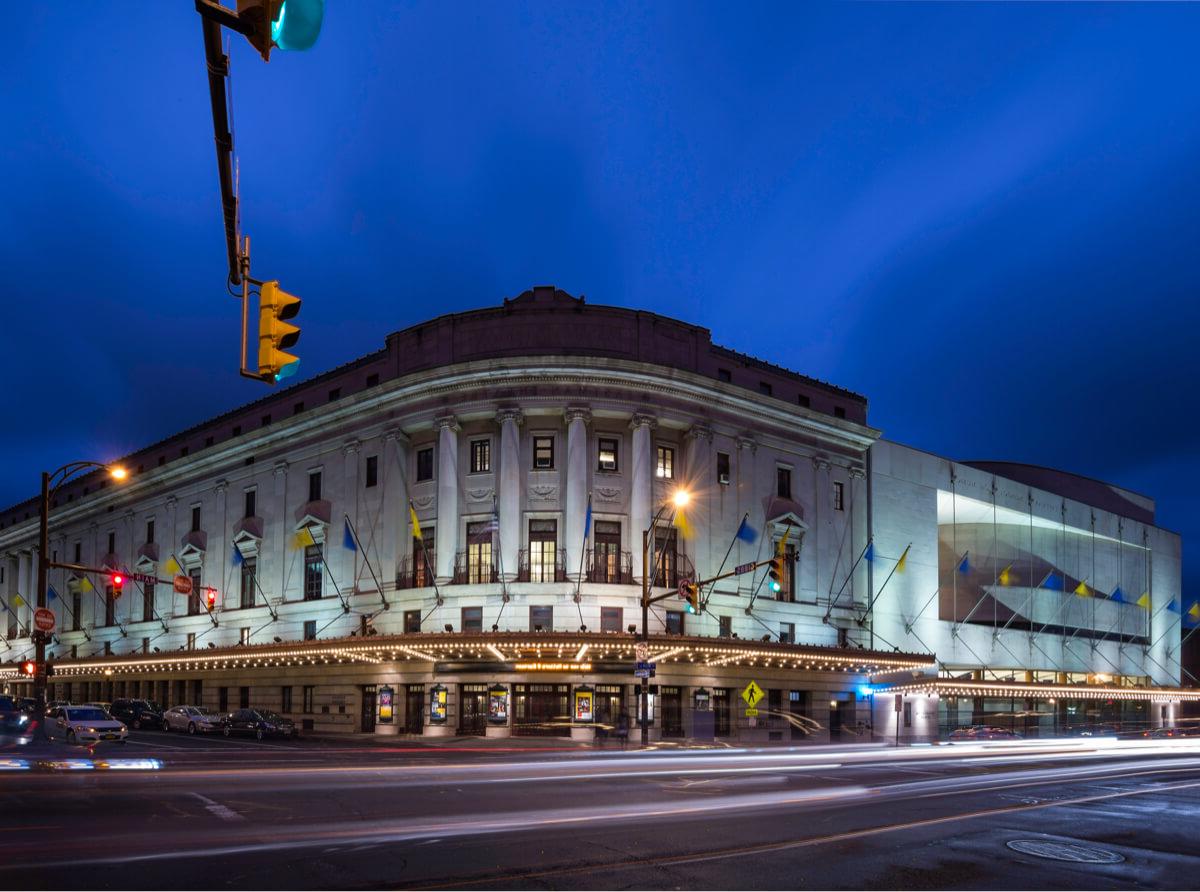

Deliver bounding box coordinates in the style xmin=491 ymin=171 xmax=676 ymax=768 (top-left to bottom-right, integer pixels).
xmin=46 ymin=705 xmax=127 ymax=746
xmin=0 ymin=702 xmax=37 ymax=745
xmin=84 ymin=702 xmax=113 ymax=716
xmin=220 ymin=708 xmax=297 ymax=740
xmin=949 ymin=725 xmax=1023 ymax=742
xmin=162 ymin=705 xmax=220 ymax=734
xmin=1141 ymin=727 xmax=1186 ymax=739
xmin=111 ymin=699 xmax=163 ymax=731
xmin=17 ymin=698 xmax=38 ymax=714
xmin=1064 ymin=724 xmax=1118 ymax=738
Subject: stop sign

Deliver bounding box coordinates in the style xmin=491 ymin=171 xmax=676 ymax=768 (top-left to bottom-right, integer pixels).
xmin=173 ymin=574 xmax=193 ymax=595
xmin=34 ymin=607 xmax=56 ymax=633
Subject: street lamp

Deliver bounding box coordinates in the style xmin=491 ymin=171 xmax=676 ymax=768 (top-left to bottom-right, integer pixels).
xmin=33 ymin=461 xmax=128 ymax=716
xmin=639 ymin=487 xmax=690 ymax=747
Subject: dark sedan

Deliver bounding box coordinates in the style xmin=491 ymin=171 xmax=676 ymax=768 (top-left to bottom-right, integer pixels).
xmin=111 ymin=699 xmax=164 ymax=731
xmin=220 ymin=709 xmax=297 ymax=740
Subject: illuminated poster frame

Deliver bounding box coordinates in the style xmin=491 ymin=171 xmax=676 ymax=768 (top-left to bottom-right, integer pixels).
xmin=430 ymin=684 xmax=448 ymax=724
xmin=488 ymin=684 xmax=509 ymax=724
xmin=574 ymin=685 xmax=594 ymax=723
xmin=378 ymin=685 xmax=394 ymax=724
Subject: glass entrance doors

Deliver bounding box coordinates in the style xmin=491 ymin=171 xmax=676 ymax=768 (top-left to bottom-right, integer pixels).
xmin=514 ymin=684 xmax=570 ymax=736
xmin=404 ymin=684 xmax=425 ymax=734
xmin=458 ymin=683 xmax=488 ymax=735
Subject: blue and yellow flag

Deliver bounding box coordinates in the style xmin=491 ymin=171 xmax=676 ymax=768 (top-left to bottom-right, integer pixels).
xmin=343 ymin=519 xmax=357 ymax=552
xmin=1136 ymin=592 xmax=1151 ymax=609
xmin=1111 ymin=586 xmax=1126 ymax=603
xmin=409 ymin=504 xmax=423 ymax=541
xmin=958 ymin=553 xmax=970 ymax=575
xmin=1074 ymin=580 xmax=1092 ymax=598
xmin=1040 ymin=570 xmax=1064 ymax=591
xmin=998 ymin=564 xmax=1014 ymax=586
xmin=895 ymin=544 xmax=910 ymax=572
xmin=79 ymin=576 xmax=95 ymax=593
xmin=291 ymin=527 xmax=316 ymax=550
xmin=163 ymin=556 xmax=181 ymax=576
xmin=735 ymin=517 xmax=758 ymax=544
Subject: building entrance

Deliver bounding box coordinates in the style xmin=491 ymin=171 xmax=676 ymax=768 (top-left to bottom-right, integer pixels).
xmin=404 ymin=684 xmax=424 ymax=734
xmin=660 ymin=686 xmax=684 ymax=737
xmin=514 ymin=683 xmax=570 ymax=736
xmin=361 ymin=685 xmax=377 ymax=733
xmin=458 ymin=683 xmax=488 ymax=735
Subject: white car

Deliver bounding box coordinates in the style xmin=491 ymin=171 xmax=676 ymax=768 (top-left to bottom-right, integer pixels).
xmin=161 ymin=705 xmax=219 ymax=734
xmin=47 ymin=706 xmax=128 ymax=746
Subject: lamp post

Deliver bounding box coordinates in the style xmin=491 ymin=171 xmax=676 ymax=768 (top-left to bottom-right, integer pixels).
xmin=33 ymin=461 xmax=127 ymax=716
xmin=639 ymin=489 xmax=690 ymax=748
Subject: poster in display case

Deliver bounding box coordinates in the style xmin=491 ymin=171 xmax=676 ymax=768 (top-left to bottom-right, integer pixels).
xmin=574 ymin=685 xmax=594 ymax=722
xmin=488 ymin=684 xmax=509 ymax=724
xmin=430 ymin=684 xmax=448 ymax=723
xmin=379 ymin=686 xmax=394 ymax=723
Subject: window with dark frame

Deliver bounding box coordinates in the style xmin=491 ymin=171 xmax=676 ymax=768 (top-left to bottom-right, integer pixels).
xmin=779 ymin=622 xmax=795 ymax=644
xmin=833 ymin=480 xmax=845 ymax=511
xmin=665 ymin=610 xmax=684 ymax=635
xmin=717 ymin=368 xmax=732 ymax=383
xmin=304 ymin=545 xmax=323 ymax=600
xmin=146 ymin=519 xmax=154 ymax=544
xmin=403 ymin=609 xmax=421 ymax=633
xmin=366 ymin=373 xmax=379 ymax=387
xmin=303 ymin=685 xmax=314 ymax=713
xmin=365 ymin=455 xmax=378 ymax=488
xmin=461 ymin=606 xmax=483 ymax=632
xmin=240 ymin=557 xmax=256 ymax=609
xmin=74 ymin=542 xmax=81 ymax=563
xmin=601 ymin=606 xmax=622 ymax=633
xmin=656 ymin=445 xmax=674 ymax=479
xmin=470 ymin=439 xmax=491 ymax=473
xmin=778 ymin=542 xmax=798 ymax=602
xmin=759 ymin=381 xmax=773 ymax=396
xmin=244 ymin=489 xmax=256 ymax=519
xmin=776 ymin=467 xmax=792 ymax=499
xmin=413 ymin=533 xmax=435 ymax=587
xmin=717 ymin=451 xmax=731 ymax=484
xmin=527 ymin=519 xmax=557 ymax=582
xmin=593 ymin=520 xmax=621 ymax=583
xmin=718 ymin=615 xmax=732 ymax=637
xmin=308 ymin=471 xmax=322 ymax=502
xmin=834 ymin=406 xmax=846 ymax=419
xmin=798 ymin=394 xmax=811 ymax=408
xmin=303 ymin=620 xmax=317 ymax=641
xmin=191 ymin=505 xmax=201 ymax=532
xmin=533 ymin=436 xmax=554 ymax=470
xmin=142 ymin=580 xmax=155 ymax=623
xmin=597 ymin=437 xmax=618 ymax=472
xmin=416 ymin=447 xmax=434 ymax=481
xmin=466 ymin=521 xmax=494 ymax=584
xmin=529 ymin=605 xmax=553 ymax=632
xmin=107 ymin=531 xmax=115 ymax=553
xmin=282 ymin=686 xmax=293 ymax=714
xmin=186 ymin=633 xmax=195 ymax=651
xmin=188 ymin=569 xmax=201 ymax=616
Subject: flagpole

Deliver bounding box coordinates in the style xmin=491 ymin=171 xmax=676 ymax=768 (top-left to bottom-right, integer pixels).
xmin=573 ymin=494 xmax=591 ymax=606
xmin=857 ymin=543 xmax=911 ymax=624
xmin=702 ymin=513 xmax=747 ymax=611
xmin=411 ymin=500 xmax=443 ymax=608
xmin=344 ymin=514 xmax=388 ymax=610
xmin=491 ymin=495 xmax=507 ymax=608
xmin=824 ymin=537 xmax=873 ymax=623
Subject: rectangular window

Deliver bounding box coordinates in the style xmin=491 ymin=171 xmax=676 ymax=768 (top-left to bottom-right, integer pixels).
xmin=186 ymin=632 xmax=196 ymax=651
xmin=261 ymin=414 xmax=271 ymax=427
xmin=104 ymin=585 xmax=116 ymax=626
xmin=413 ymin=533 xmax=436 ymax=588
xmin=834 ymin=406 xmax=846 ymax=419
xmin=717 ymin=452 xmax=730 ymax=485
xmin=294 ymin=401 xmax=304 ymax=415
xmin=191 ymin=505 xmax=202 ymax=532
xmin=530 ymin=605 xmax=553 ymax=632
xmin=302 ymin=686 xmax=314 ymax=713
xmin=655 ymin=445 xmax=674 ymax=479
xmin=759 ymin=381 xmax=773 ymax=396
xmin=282 ymin=686 xmax=293 ymax=714
xmin=239 ymin=627 xmax=250 ymax=645
xmin=218 ymin=687 xmax=229 ymax=713
xmin=597 ymin=437 xmax=619 ymax=472
xmin=718 ymin=616 xmax=732 ymax=638
xmin=717 ymin=368 xmax=732 ymax=383
xmin=833 ymin=481 xmax=844 ymax=511
xmin=779 ymin=622 xmax=795 ymax=644
xmin=777 ymin=467 xmax=792 ymax=499
xmin=244 ymin=489 xmax=256 ymax=518
xmin=665 ymin=610 xmax=684 ymax=635
xmin=365 ymin=455 xmax=378 ymax=488
xmin=308 ymin=471 xmax=322 ymax=502
xmin=142 ymin=637 xmax=149 ymax=654
xmin=74 ymin=542 xmax=81 ymax=563
xmin=240 ymin=558 xmax=256 ymax=609
xmin=239 ymin=687 xmax=250 ymax=709
xmin=107 ymin=531 xmax=115 ymax=553
xmin=797 ymin=394 xmax=811 ymax=408
xmin=527 ymin=519 xmax=558 ymax=583
xmin=778 ymin=543 xmax=798 ymax=602
xmin=416 ymin=447 xmax=434 ymax=481
xmin=903 ymin=701 xmax=912 ymax=728
xmin=72 ymin=591 xmax=81 ymax=631
xmin=461 ymin=606 xmax=483 ymax=632
xmin=653 ymin=528 xmax=678 ymax=588
xmin=366 ymin=373 xmax=379 ymax=387
xmin=146 ymin=520 xmax=155 ymax=544
xmin=592 ymin=520 xmax=622 ymax=584
xmin=189 ymin=569 xmax=202 ymax=615
xmin=404 ymin=609 xmax=421 ymax=634
xmin=466 ymin=521 xmax=493 ymax=585
xmin=142 ymin=580 xmax=155 ymax=623
xmin=601 ymin=606 xmax=622 ymax=633
xmin=533 ymin=436 xmax=554 ymax=470
xmin=328 ymin=387 xmax=341 ymax=402
xmin=470 ymin=439 xmax=491 ymax=473
xmin=304 ymin=545 xmax=323 ymax=600
xmin=303 ymin=620 xmax=317 ymax=641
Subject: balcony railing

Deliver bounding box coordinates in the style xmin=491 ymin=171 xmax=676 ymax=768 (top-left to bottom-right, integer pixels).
xmin=395 ymin=553 xmax=437 ymax=590
xmin=585 ymin=549 xmax=633 ymax=585
xmin=451 ymin=551 xmax=500 ymax=586
xmin=516 ymin=548 xmax=567 ymax=583
xmin=652 ymin=553 xmax=695 ymax=590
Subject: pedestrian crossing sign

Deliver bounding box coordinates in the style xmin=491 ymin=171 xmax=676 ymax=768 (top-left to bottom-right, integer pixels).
xmin=741 ymin=680 xmax=764 ymax=707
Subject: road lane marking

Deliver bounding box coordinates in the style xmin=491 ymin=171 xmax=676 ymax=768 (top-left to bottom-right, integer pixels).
xmin=190 ymin=792 xmax=245 ymax=823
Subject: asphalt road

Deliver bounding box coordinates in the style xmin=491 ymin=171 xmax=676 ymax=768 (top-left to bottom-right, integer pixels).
xmin=3 ymin=730 xmax=1200 ymax=890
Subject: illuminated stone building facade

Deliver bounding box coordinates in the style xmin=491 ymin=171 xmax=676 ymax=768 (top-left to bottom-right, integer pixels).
xmin=0 ymin=288 xmax=1189 ymax=740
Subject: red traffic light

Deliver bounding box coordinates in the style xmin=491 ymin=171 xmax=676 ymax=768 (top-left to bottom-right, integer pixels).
xmin=206 ymin=589 xmax=217 ymax=610
xmin=20 ymin=660 xmax=36 ymax=677
xmin=110 ymin=573 xmax=125 ymax=598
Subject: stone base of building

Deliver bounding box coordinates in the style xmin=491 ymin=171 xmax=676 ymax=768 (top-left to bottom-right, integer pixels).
xmin=423 ymin=724 xmax=454 ymax=737
xmin=374 ymin=724 xmax=400 ymax=736
xmin=485 ymin=724 xmax=512 ymax=738
xmin=569 ymin=725 xmax=595 ymax=742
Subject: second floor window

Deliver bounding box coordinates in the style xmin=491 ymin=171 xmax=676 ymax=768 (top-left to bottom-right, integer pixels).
xmin=304 ymin=545 xmax=323 ymax=600
xmin=776 ymin=543 xmax=798 ymax=602
xmin=779 ymin=622 xmax=795 ymax=644
xmin=717 ymin=452 xmax=730 ymax=484
xmin=530 ymin=605 xmax=553 ymax=632
xmin=188 ymin=570 xmax=202 ymax=615
xmin=656 ymin=446 xmax=674 ymax=479
xmin=597 ymin=437 xmax=618 ymax=472
xmin=308 ymin=471 xmax=322 ymax=502
xmin=303 ymin=620 xmax=316 ymax=641
xmin=416 ymin=447 xmax=434 ymax=481
xmin=718 ymin=615 xmax=732 ymax=637
xmin=71 ymin=592 xmax=81 ymax=632
xmin=142 ymin=581 xmax=155 ymax=623
xmin=104 ymin=585 xmax=116 ymax=626
xmin=466 ymin=522 xmax=493 ymax=584
xmin=191 ymin=505 xmax=202 ymax=532
xmin=833 ymin=480 xmax=845 ymax=511
xmin=470 ymin=439 xmax=490 ymax=473
xmin=413 ymin=533 xmax=436 ymax=587
xmin=244 ymin=489 xmax=256 ymax=519
xmin=527 ymin=519 xmax=557 ymax=582
xmin=665 ymin=610 xmax=684 ymax=635
xmin=240 ymin=558 xmax=256 ymax=609
xmin=461 ymin=606 xmax=483 ymax=632
xmin=365 ymin=455 xmax=378 ymax=488
xmin=601 ymin=606 xmax=622 ymax=633
xmin=146 ymin=520 xmax=154 ymax=544
xmin=777 ymin=467 xmax=792 ymax=499
xmin=533 ymin=436 xmax=554 ymax=470
xmin=404 ymin=609 xmax=421 ymax=633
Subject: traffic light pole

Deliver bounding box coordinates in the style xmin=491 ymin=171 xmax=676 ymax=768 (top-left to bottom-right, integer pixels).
xmin=33 ymin=471 xmax=50 ymax=719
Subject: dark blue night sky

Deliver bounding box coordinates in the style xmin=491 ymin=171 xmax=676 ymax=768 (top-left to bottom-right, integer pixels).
xmin=2 ymin=3 xmax=1197 ymax=594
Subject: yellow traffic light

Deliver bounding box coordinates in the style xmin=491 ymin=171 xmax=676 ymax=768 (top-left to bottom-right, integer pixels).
xmin=236 ymin=1 xmax=325 ymax=62
xmin=257 ymin=280 xmax=301 ymax=383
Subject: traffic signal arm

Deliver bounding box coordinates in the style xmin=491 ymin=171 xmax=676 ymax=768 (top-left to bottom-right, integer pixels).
xmin=647 ymin=557 xmax=778 ymax=606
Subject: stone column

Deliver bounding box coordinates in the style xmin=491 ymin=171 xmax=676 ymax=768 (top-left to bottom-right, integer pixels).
xmin=563 ymin=407 xmax=591 ymax=583
xmin=812 ymin=457 xmax=831 ymax=599
xmin=342 ymin=439 xmax=361 ymax=592
xmin=684 ymin=424 xmax=713 ymax=578
xmin=213 ymin=481 xmax=228 ymax=611
xmin=380 ymin=428 xmax=409 ymax=588
xmin=270 ymin=463 xmax=288 ymax=601
xmin=16 ymin=550 xmax=30 ymax=632
xmin=736 ymin=436 xmax=757 ymax=596
xmin=495 ymin=410 xmax=523 ymax=584
xmin=849 ymin=467 xmax=868 ymax=608
xmin=629 ymin=414 xmax=656 ymax=583
xmin=434 ymin=416 xmax=460 ymax=582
